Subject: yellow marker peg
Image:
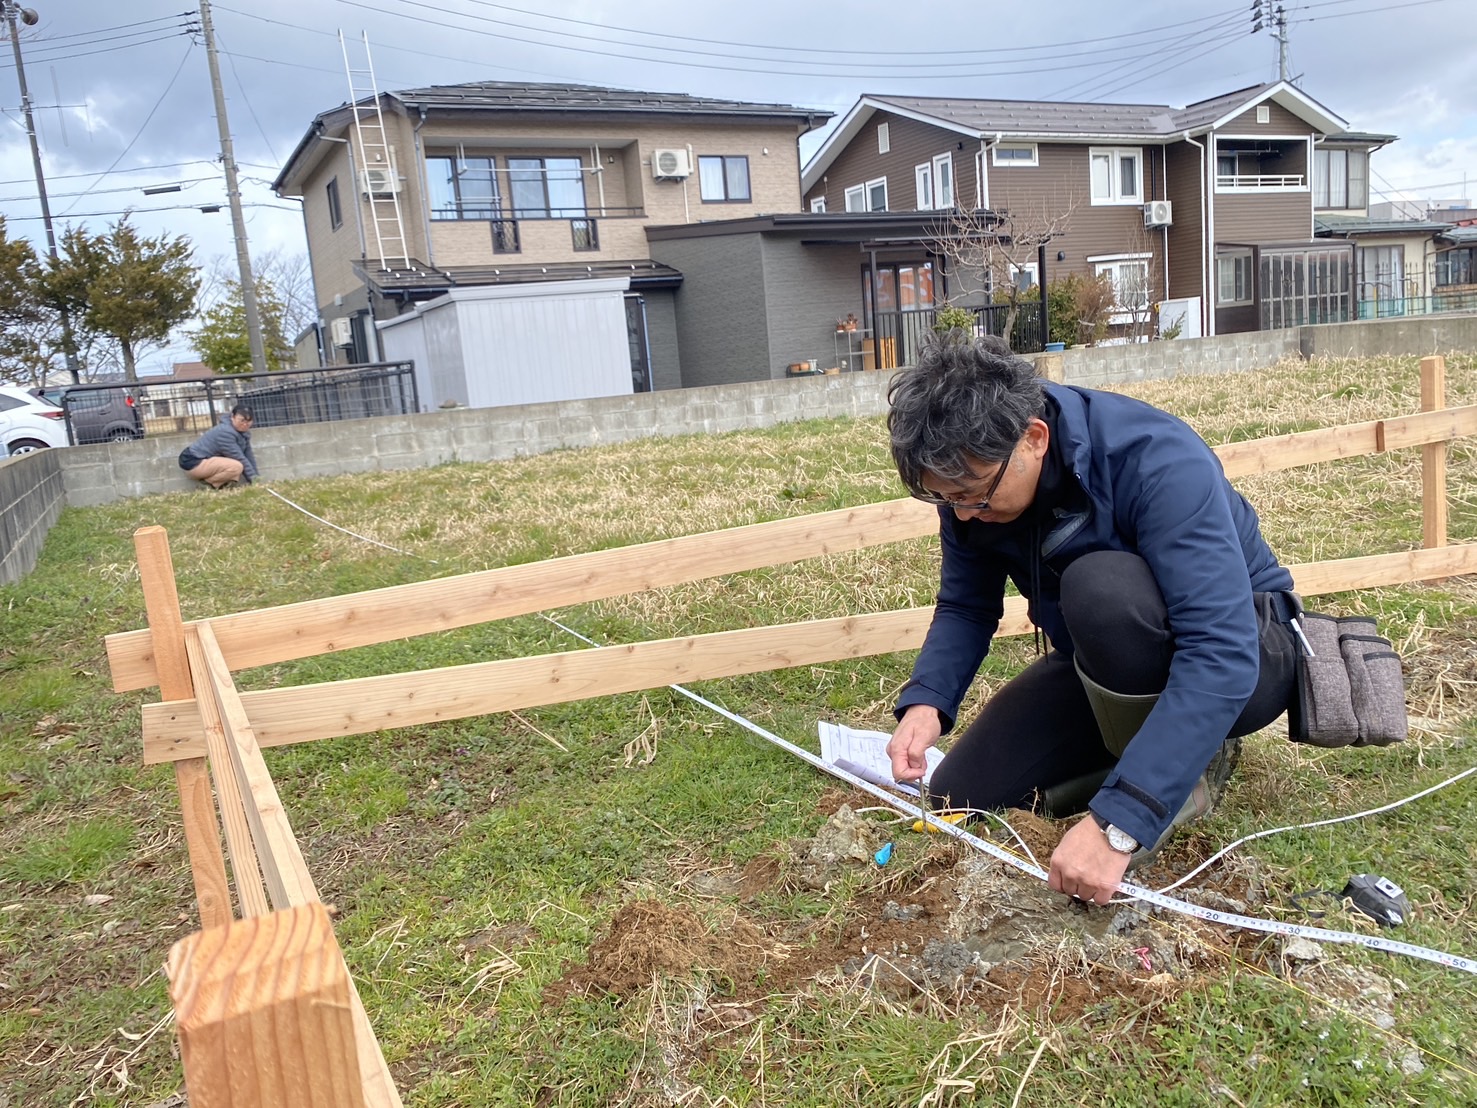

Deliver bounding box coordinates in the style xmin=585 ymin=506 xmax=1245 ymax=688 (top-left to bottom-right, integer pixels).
xmin=912 ymin=812 xmax=968 ymax=833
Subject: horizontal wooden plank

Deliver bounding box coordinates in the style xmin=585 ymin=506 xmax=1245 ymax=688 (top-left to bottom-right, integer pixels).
xmin=142 ymin=601 xmax=1037 ymax=762
xmin=1375 ymin=404 xmax=1477 ymax=452
xmin=140 ymin=541 xmax=1477 ymax=763
xmin=1212 ymin=420 xmax=1381 ymax=478
xmin=108 ymin=497 xmax=940 ymax=693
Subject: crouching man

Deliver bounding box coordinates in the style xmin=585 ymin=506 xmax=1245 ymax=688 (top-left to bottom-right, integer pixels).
xmin=178 ymin=404 xmax=258 ymax=489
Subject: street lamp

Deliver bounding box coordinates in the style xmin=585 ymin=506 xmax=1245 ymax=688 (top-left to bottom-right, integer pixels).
xmin=3 ymin=2 xmax=81 ymax=382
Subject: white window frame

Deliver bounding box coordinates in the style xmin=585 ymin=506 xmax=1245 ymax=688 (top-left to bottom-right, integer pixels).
xmin=915 ymin=162 xmax=933 ymax=210
xmin=865 ymin=176 xmax=888 ymax=212
xmin=1009 ymin=261 xmax=1039 ymax=291
xmin=933 ymin=152 xmax=954 ymax=208
xmin=1216 ymin=250 xmax=1253 ymax=307
xmin=992 ymin=143 xmax=1039 ymax=168
xmin=877 ymin=122 xmax=890 ymax=154
xmin=1089 ymin=251 xmax=1152 ymax=320
xmin=975 ymin=148 xmax=990 ymax=209
xmin=1088 ymin=146 xmax=1144 ymax=205
xmin=810 ymin=196 xmax=826 ymax=213
xmin=844 ymin=184 xmax=865 ymax=212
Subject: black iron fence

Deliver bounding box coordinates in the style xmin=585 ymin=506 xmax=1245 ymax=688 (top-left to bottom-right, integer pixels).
xmin=870 ymin=302 xmax=1046 ymax=368
xmin=55 ymin=362 xmax=418 ymax=444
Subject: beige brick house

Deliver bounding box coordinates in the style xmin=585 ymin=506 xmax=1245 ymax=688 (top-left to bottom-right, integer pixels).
xmin=272 ymin=82 xmax=830 ymax=390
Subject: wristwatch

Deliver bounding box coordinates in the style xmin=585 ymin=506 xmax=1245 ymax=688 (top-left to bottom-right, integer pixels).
xmin=1091 ymin=812 xmax=1139 ymax=854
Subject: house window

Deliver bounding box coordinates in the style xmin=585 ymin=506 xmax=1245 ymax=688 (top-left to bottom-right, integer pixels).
xmin=507 ymin=156 xmax=585 ymax=218
xmin=877 ymin=122 xmax=890 ymax=154
xmin=1216 ymin=250 xmax=1253 ymax=306
xmin=697 ymin=155 xmax=751 ymax=202
xmin=426 ymin=155 xmax=501 ymax=220
xmin=1091 ymin=253 xmax=1152 ymax=314
xmin=1357 ymin=245 xmax=1404 ymax=301
xmin=1313 ymin=148 xmax=1368 ymax=210
xmin=1009 ymin=262 xmax=1039 ymax=291
xmin=810 ymin=196 xmax=826 ymax=213
xmin=1256 ymin=105 xmax=1271 ymax=124
xmin=1436 ymin=247 xmax=1476 ymax=287
xmin=933 ymin=153 xmax=953 ymax=208
xmin=326 ymin=177 xmax=342 ymax=230
xmin=1089 ymin=147 xmax=1143 ymax=205
xmin=571 ymin=219 xmax=599 ymax=252
xmin=847 ymin=178 xmax=887 ymax=212
xmin=992 ymin=143 xmax=1038 ymax=167
xmin=915 ymin=163 xmax=933 ymax=210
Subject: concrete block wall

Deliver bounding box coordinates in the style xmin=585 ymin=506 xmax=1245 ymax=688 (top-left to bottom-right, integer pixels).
xmin=1 ymin=311 xmax=1467 ymax=583
xmin=0 ymin=448 xmax=65 ymax=586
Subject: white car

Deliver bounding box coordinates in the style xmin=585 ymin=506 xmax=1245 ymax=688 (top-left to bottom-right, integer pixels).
xmin=0 ymin=384 xmax=69 ymax=453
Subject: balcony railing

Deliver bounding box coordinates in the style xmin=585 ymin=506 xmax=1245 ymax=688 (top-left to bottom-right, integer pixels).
xmin=869 ymin=303 xmax=1046 ymax=367
xmin=1215 ymin=174 xmax=1306 ymax=190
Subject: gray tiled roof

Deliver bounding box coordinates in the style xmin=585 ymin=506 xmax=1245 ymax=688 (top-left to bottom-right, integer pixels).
xmin=1442 ymin=224 xmax=1477 ymax=244
xmin=388 ymin=81 xmax=822 ymax=120
xmin=868 ymin=83 xmax=1293 ymax=138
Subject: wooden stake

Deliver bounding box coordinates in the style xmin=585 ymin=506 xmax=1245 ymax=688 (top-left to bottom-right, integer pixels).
xmin=1421 ymin=355 xmax=1448 ymax=549
xmin=185 ymin=624 xmax=271 ymax=920
xmin=135 ymin=526 xmax=231 ymax=930
xmin=168 ymin=903 xmax=367 ymax=1108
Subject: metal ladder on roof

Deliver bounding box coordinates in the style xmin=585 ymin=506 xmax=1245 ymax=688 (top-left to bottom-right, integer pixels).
xmin=338 ymin=30 xmax=410 ymax=271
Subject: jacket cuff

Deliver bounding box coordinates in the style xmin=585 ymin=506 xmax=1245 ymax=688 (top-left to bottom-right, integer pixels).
xmin=893 ymin=685 xmax=956 ymax=734
xmin=1088 ymin=774 xmax=1171 ymax=853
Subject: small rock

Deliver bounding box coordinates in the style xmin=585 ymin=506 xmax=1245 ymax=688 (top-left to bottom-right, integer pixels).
xmin=1282 ymin=937 xmax=1324 ymax=963
xmin=1398 ymin=1049 xmax=1424 ymax=1076
xmin=83 ymin=894 xmax=113 ymax=907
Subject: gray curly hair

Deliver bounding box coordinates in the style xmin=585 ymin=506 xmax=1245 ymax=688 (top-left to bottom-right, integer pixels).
xmin=886 ymin=330 xmax=1045 ymax=496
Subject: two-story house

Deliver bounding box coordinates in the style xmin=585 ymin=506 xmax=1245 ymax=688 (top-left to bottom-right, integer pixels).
xmin=801 ymin=82 xmax=1412 ymax=339
xmin=272 ymin=82 xmax=829 ymax=395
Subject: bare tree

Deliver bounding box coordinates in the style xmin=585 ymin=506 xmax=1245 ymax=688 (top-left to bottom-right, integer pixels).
xmin=1113 ymin=219 xmax=1168 ymax=344
xmin=928 ymin=193 xmax=1081 ymax=341
xmin=202 ymin=248 xmax=315 ymax=343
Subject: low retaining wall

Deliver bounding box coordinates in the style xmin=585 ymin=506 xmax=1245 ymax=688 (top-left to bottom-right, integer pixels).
xmin=0 ymin=312 xmax=1468 ymax=579
xmin=0 ymin=449 xmax=65 ymax=586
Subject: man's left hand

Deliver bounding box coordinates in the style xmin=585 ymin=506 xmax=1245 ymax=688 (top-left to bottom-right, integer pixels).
xmin=1047 ymin=817 xmax=1132 ymax=907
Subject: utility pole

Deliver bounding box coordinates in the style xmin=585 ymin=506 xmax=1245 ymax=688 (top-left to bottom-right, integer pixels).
xmin=1252 ymin=0 xmax=1290 ymax=83
xmin=198 ymin=0 xmax=267 ymax=373
xmin=4 ymin=1 xmax=81 ymax=382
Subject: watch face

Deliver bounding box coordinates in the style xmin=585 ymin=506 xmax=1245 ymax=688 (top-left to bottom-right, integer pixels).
xmin=1107 ymin=825 xmax=1138 ymax=853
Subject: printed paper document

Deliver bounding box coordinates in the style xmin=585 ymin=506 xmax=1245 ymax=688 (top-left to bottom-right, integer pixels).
xmin=817 ymin=720 xmax=942 ymax=797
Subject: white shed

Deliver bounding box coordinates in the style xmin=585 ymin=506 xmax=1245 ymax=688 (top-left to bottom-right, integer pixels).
xmin=377 ymin=277 xmax=633 ymax=412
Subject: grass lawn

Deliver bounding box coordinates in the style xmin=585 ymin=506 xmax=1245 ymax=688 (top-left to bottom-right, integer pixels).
xmin=2 ymin=353 xmax=1476 ymax=1107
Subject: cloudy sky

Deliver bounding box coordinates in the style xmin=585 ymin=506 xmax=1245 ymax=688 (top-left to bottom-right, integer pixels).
xmin=2 ymin=0 xmax=1473 ymax=374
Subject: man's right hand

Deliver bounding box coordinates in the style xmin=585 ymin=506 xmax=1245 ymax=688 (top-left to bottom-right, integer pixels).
xmin=887 ymin=704 xmax=943 ymax=783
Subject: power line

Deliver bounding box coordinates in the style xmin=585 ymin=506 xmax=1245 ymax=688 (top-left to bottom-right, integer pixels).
xmin=56 ymin=43 xmax=197 ymax=217
xmin=0 ymin=160 xmax=220 ymax=187
xmin=15 ymin=12 xmax=192 ymax=45
xmin=0 ymin=28 xmax=193 ymax=70
xmin=217 ymin=30 xmax=279 ymax=164
xmin=0 ymin=176 xmax=214 ymax=204
xmin=1045 ymin=12 xmax=1245 ymax=100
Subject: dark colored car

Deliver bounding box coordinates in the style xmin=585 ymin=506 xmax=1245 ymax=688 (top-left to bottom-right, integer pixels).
xmin=31 ymin=384 xmax=145 ymax=444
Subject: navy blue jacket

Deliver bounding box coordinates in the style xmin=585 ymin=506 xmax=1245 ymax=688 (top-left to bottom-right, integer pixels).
xmin=895 ymin=383 xmax=1292 ymax=848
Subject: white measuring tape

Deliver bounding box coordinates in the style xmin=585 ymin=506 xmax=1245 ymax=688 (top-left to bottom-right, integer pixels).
xmin=543 ymin=617 xmax=1476 ymax=976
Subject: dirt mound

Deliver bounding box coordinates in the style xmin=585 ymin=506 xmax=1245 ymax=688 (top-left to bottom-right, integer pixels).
xmin=550 ymin=899 xmax=787 ymax=1000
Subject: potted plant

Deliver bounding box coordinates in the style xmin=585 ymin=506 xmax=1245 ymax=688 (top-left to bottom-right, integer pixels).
xmin=835 ymin=312 xmax=859 ymax=333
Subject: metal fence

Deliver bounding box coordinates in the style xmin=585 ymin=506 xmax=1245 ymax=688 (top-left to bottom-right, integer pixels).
xmin=870 ymin=302 xmax=1046 ymax=368
xmin=1355 ymin=287 xmax=1477 ymax=320
xmin=61 ymin=362 xmax=418 ymax=444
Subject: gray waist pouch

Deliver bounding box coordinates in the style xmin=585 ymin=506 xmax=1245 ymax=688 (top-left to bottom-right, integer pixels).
xmin=1288 ymin=612 xmax=1408 ymax=747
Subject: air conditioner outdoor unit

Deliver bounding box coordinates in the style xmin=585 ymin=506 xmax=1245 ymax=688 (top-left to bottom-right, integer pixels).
xmin=651 ymin=148 xmax=691 ymax=180
xmin=361 ymin=166 xmax=400 ymax=196
xmin=330 ymin=317 xmax=353 ymax=348
xmin=1143 ymin=200 xmax=1173 ymax=228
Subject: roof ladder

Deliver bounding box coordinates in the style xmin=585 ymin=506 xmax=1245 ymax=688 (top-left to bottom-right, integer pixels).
xmin=339 ymin=30 xmax=410 ymax=272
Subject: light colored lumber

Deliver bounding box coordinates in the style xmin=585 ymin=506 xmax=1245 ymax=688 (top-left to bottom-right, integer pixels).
xmin=167 ymin=903 xmax=367 ymax=1108
xmin=1375 ymin=404 xmax=1477 ymax=452
xmin=184 ymin=624 xmax=271 ymax=920
xmin=142 ymin=604 xmax=955 ymax=760
xmin=106 ymin=497 xmax=940 ymax=691
xmin=135 ymin=526 xmax=231 ymax=930
xmin=1213 ymin=420 xmax=1382 ymax=478
xmin=1421 ymin=356 xmax=1448 ymax=549
xmin=140 ymin=540 xmax=1477 ymax=761
xmin=192 ymin=621 xmax=319 ymax=910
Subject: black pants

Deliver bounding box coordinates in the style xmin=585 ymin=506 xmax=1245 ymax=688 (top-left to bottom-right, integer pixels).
xmin=927 ymin=550 xmax=1298 ymax=813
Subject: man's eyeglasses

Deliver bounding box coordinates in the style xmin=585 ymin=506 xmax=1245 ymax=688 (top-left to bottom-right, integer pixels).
xmin=911 ymin=448 xmax=1012 ymax=512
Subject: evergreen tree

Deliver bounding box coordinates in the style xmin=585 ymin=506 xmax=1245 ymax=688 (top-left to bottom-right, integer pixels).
xmin=190 ymin=278 xmax=292 ymax=374
xmin=43 ymin=218 xmax=199 ymax=382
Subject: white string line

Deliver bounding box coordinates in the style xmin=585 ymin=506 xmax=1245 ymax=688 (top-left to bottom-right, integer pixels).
xmin=539 ymin=616 xmax=1476 ymax=976
xmin=263 ymin=487 xmax=439 ymax=562
xmin=1155 ymin=766 xmax=1477 ymax=894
